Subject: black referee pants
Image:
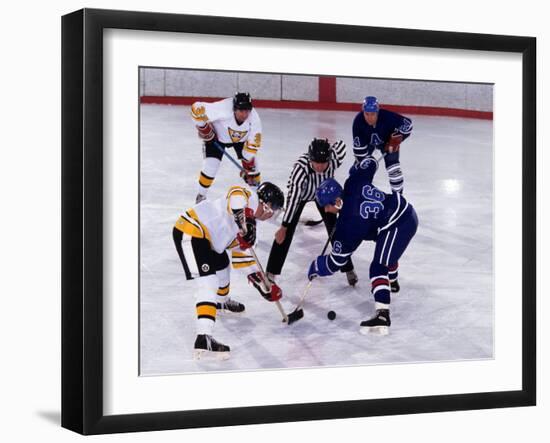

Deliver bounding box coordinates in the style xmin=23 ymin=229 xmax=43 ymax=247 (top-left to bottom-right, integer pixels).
xmin=266 ymin=200 xmax=354 ymax=276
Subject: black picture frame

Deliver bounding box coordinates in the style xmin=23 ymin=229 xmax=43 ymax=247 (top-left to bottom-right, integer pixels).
xmin=61 ymin=8 xmax=536 ymax=435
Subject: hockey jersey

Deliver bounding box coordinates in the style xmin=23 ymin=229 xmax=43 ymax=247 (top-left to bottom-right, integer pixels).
xmin=352 ymin=108 xmax=412 ymax=160
xmin=323 ymin=157 xmax=412 ymax=273
xmin=190 ymin=98 xmax=262 ymax=160
xmin=175 ymin=185 xmax=259 ymax=254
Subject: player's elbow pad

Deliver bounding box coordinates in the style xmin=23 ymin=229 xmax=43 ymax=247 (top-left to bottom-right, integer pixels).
xmin=190 ymin=103 xmax=208 ymax=123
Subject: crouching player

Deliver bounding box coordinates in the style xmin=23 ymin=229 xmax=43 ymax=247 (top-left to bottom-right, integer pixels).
xmin=173 ymin=182 xmax=285 ymax=359
xmin=307 ymin=157 xmax=419 ymax=335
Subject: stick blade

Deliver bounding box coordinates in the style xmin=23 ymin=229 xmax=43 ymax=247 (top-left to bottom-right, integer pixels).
xmin=286 ymin=308 xmax=304 ymax=325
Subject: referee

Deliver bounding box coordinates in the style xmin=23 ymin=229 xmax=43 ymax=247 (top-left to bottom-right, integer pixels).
xmin=266 ymin=138 xmax=358 ymax=286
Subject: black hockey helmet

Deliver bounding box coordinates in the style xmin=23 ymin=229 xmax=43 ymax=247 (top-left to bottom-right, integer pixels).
xmin=257 ymin=182 xmax=284 ymax=211
xmin=233 ymin=92 xmax=253 ymax=110
xmin=308 ymin=138 xmax=331 ymax=163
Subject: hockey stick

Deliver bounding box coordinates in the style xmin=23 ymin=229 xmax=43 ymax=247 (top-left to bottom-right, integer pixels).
xmin=211 ymin=140 xmax=265 ymax=190
xmin=376 ymin=151 xmax=388 ymax=162
xmin=357 ymin=151 xmax=386 ymax=165
xmin=286 ymin=226 xmax=336 ymax=325
xmin=248 ymin=247 xmax=288 ymax=323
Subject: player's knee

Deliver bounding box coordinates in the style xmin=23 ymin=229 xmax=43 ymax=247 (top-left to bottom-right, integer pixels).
xmin=410 ymin=206 xmax=419 ymax=231
xmin=196 ymin=273 xmax=218 ymax=291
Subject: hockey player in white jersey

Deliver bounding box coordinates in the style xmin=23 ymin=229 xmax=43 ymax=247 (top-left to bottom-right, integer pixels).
xmin=172 ymin=182 xmax=285 ymax=360
xmin=191 ymin=92 xmax=263 ymax=203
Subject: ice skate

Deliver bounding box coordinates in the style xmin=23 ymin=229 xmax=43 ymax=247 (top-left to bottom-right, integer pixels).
xmin=360 ymin=309 xmax=391 ymax=335
xmin=346 ymin=270 xmax=358 ymax=287
xmin=216 ymin=297 xmax=245 ymax=314
xmin=390 ymin=280 xmax=400 ymax=293
xmin=193 ymin=334 xmax=230 ymax=360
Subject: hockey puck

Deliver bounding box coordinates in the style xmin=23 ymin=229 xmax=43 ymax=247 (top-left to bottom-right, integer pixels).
xmin=327 ymin=310 xmax=336 ymax=320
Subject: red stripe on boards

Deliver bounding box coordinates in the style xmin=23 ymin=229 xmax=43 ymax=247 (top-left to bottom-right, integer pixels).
xmin=140 ymin=96 xmax=493 ymax=120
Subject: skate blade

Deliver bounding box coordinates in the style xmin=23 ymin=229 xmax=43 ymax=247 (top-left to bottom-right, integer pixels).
xmin=193 ymin=349 xmax=231 ymax=361
xmin=217 ymin=309 xmax=245 ymax=316
xmin=359 ymin=325 xmax=389 ymax=336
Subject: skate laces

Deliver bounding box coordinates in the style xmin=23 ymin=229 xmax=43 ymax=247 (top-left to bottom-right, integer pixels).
xmin=223 ymin=298 xmax=240 ymax=309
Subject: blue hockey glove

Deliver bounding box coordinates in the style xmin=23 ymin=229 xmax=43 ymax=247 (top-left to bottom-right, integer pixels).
xmin=349 ymin=155 xmax=379 ymax=176
xmin=307 ymin=255 xmax=334 ymax=281
xmin=308 ymin=260 xmax=319 ymax=281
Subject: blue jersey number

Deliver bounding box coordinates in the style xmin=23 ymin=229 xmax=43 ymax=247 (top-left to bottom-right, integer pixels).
xmin=360 ymin=184 xmax=385 ymax=219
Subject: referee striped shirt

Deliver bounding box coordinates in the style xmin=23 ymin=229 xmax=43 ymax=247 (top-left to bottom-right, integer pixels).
xmin=282 ymin=140 xmax=347 ymax=227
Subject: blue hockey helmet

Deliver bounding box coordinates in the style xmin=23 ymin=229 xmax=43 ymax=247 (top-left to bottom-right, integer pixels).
xmin=316 ymin=178 xmax=343 ymax=207
xmin=362 ymin=96 xmax=379 ymax=113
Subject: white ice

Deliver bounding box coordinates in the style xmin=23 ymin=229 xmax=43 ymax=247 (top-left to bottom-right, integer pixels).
xmin=139 ymin=104 xmax=493 ymax=375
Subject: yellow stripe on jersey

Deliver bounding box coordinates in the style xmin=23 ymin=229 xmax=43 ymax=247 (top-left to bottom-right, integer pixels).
xmin=244 ymin=145 xmax=259 ymax=154
xmin=198 ymin=171 xmax=215 ymax=188
xmin=244 ymin=134 xmax=262 ymax=154
xmin=174 ymin=209 xmax=212 ymax=242
xmin=217 ymin=284 xmax=230 ymax=296
xmin=231 ymin=251 xmax=250 ymax=258
xmin=226 ymin=186 xmax=251 ymax=213
xmin=196 ymin=302 xmax=217 ymax=320
xmin=232 ymin=260 xmax=256 ymax=269
xmin=190 ymin=103 xmax=208 ymax=123
xmin=227 ymin=239 xmax=240 ymax=249
xmin=229 ymin=245 xmax=256 ymax=269
xmin=252 ymin=133 xmax=262 ymax=147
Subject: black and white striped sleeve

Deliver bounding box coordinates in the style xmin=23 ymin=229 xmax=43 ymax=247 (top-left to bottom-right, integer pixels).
xmin=330 ymin=140 xmax=347 ymax=169
xmin=282 ymin=162 xmax=306 ymax=227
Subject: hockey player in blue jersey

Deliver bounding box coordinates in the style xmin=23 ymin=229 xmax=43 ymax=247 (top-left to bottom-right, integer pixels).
xmin=352 ymin=96 xmax=413 ymax=193
xmin=307 ymin=156 xmax=419 ymax=334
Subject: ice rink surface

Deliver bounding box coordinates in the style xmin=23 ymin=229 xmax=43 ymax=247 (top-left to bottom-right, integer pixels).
xmin=139 ymin=104 xmax=493 ymax=375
